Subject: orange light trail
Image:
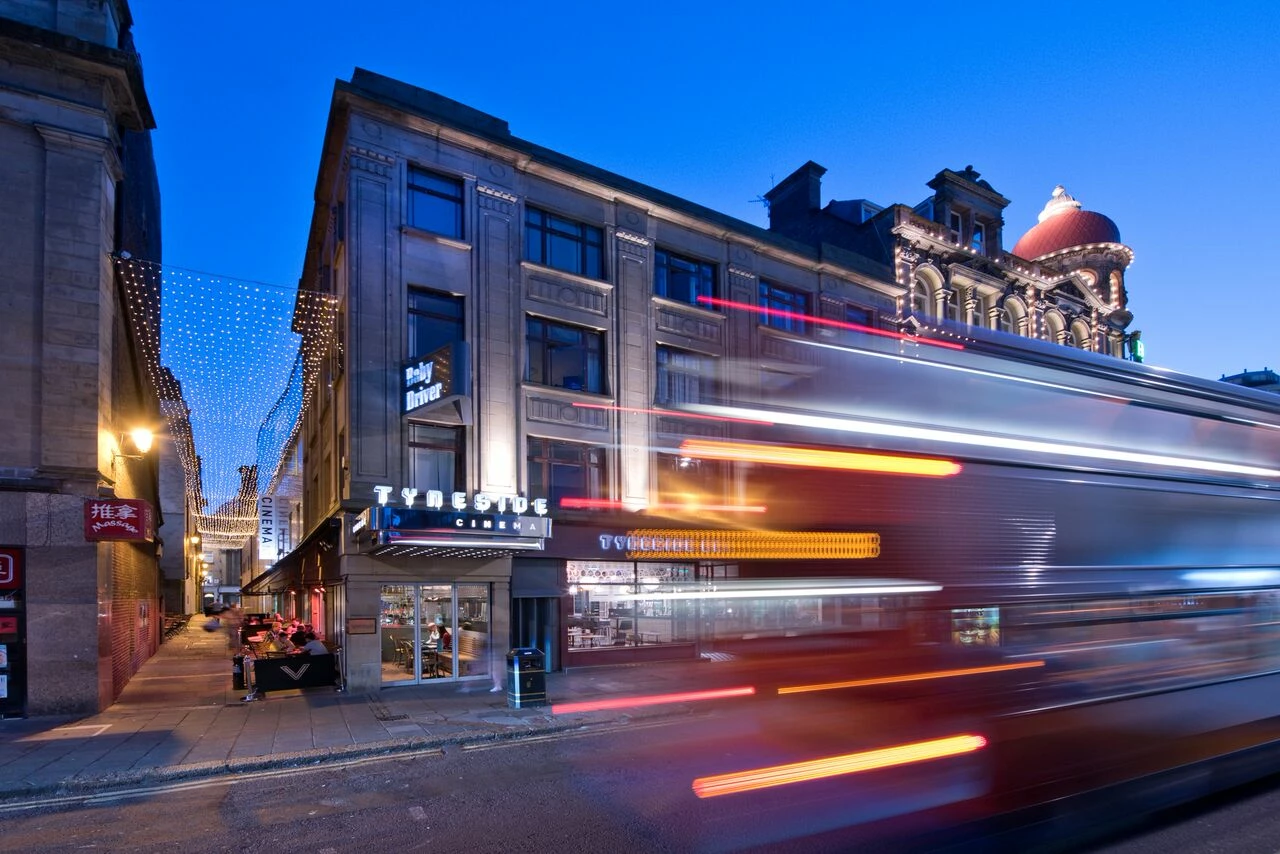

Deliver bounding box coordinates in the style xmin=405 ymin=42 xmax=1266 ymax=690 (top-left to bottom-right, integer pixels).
xmin=571 ymin=401 xmax=775 ymax=425
xmin=695 ymin=296 xmax=966 ymax=351
xmin=777 ymin=660 xmax=1046 ymax=695
xmin=551 ymin=686 xmax=756 ymax=715
xmin=679 ymin=438 xmax=963 ymax=478
xmin=691 ymin=734 xmax=988 ymax=799
xmin=558 ymin=497 xmax=768 ymax=513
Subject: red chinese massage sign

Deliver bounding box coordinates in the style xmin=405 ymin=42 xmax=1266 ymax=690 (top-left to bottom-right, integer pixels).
xmin=83 ymin=498 xmax=154 ymax=542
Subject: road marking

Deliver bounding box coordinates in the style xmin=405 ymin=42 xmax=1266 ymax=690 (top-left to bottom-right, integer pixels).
xmin=409 ymin=805 xmax=427 ymax=821
xmin=0 ymin=747 xmax=446 ymax=813
xmin=459 ymin=717 xmax=694 ymax=753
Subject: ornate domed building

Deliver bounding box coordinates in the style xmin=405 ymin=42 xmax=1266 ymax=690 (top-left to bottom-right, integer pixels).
xmin=1010 ymin=186 xmax=1135 ymax=353
xmin=764 ymin=165 xmax=1140 ymax=361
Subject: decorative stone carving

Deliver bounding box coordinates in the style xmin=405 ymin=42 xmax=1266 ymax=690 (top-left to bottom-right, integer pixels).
xmin=526 ymin=396 xmax=610 ymax=429
xmin=347 ymin=145 xmax=394 ymax=177
xmin=527 ymin=274 xmax=609 ymax=315
xmin=655 ymin=417 xmax=725 ymax=439
xmin=761 ymin=333 xmax=815 ymax=364
xmin=655 ymin=306 xmax=723 ymax=345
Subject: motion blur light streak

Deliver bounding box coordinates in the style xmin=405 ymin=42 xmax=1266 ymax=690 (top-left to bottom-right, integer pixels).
xmin=687 ymin=404 xmax=1280 ymax=480
xmin=570 ymin=401 xmax=774 ymax=425
xmin=608 ymin=529 xmax=881 ymax=560
xmin=558 ymin=497 xmax=768 ymax=514
xmin=691 ymin=734 xmax=989 ymax=799
xmin=551 ymin=686 xmax=755 ymax=714
xmin=777 ymin=660 xmax=1046 ymax=695
xmin=695 ymin=296 xmax=966 ymax=351
xmin=679 ymin=439 xmax=962 ymax=477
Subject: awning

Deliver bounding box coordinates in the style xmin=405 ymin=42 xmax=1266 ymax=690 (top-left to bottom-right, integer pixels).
xmin=242 ymin=520 xmax=342 ymax=596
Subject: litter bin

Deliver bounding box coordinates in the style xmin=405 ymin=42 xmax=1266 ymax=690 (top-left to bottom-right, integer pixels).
xmin=231 ymin=655 xmax=246 ymax=691
xmin=506 ymin=647 xmax=546 ymax=709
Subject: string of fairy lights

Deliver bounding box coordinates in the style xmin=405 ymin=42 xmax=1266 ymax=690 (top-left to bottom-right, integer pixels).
xmin=115 ymin=255 xmax=338 ymax=550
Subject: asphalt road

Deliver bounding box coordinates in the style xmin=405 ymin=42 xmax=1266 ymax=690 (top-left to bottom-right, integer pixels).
xmin=1090 ymin=772 xmax=1280 ymax=854
xmin=0 ymin=690 xmax=994 ymax=854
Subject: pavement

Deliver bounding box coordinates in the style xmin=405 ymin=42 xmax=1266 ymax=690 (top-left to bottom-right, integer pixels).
xmin=0 ymin=620 xmax=733 ymax=804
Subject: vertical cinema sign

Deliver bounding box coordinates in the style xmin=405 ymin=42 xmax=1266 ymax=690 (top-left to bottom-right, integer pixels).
xmin=259 ymin=497 xmax=278 ymax=562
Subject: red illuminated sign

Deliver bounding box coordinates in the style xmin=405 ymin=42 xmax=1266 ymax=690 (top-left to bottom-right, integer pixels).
xmin=83 ymin=499 xmax=154 ymax=542
xmin=0 ymin=548 xmax=20 ymax=590
xmin=0 ymin=616 xmax=16 ymax=634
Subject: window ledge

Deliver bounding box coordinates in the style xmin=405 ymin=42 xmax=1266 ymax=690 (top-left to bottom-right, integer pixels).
xmin=400 ymin=225 xmax=471 ymax=252
xmin=651 ymin=295 xmax=725 ymax=319
xmin=520 ymin=260 xmax=612 ymax=289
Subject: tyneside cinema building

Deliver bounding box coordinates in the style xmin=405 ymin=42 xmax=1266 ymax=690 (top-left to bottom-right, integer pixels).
xmin=241 ymin=68 xmax=1135 ymax=694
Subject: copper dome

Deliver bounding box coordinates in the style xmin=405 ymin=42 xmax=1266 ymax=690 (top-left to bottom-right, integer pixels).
xmin=1012 ymin=186 xmax=1122 ymax=260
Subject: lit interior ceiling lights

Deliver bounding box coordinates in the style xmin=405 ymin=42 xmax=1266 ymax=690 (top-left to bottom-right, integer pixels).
xmin=679 ymin=439 xmax=962 ymax=477
xmin=691 ymin=733 xmax=988 ymax=799
xmin=612 ymin=581 xmax=941 ymax=601
xmin=686 ymin=404 xmax=1280 ymax=480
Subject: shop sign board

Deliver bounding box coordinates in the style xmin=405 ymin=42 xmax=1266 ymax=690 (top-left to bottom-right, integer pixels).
xmin=402 ymin=341 xmax=469 ymax=415
xmin=83 ymin=499 xmax=154 ymax=542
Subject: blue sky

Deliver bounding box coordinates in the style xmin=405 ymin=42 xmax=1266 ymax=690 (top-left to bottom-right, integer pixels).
xmin=131 ymin=0 xmax=1280 ymax=383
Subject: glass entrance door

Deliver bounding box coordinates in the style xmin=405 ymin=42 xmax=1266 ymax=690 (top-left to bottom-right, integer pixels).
xmin=380 ymin=583 xmax=491 ymax=686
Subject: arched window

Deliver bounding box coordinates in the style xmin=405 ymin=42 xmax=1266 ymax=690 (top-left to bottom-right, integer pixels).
xmin=911 ymin=285 xmax=929 ymax=317
xmin=1042 ymin=310 xmax=1066 ymax=345
xmin=1070 ymin=319 xmax=1093 ymax=351
xmin=1001 ymin=298 xmax=1027 ymax=337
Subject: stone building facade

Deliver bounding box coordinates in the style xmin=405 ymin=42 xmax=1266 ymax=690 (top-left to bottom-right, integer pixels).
xmin=0 ymin=0 xmax=163 ymax=716
xmin=249 ymin=69 xmax=1144 ymax=695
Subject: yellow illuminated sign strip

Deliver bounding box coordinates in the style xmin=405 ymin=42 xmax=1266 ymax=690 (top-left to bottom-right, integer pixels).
xmin=620 ymin=528 xmax=880 ymax=560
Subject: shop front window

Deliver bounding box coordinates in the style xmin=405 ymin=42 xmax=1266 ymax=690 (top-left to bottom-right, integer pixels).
xmin=566 ymin=561 xmax=697 ymax=650
xmin=380 ymin=582 xmax=491 ymax=685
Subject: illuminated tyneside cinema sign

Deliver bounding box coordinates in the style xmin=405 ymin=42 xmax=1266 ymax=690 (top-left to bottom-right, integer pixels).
xmin=360 ymin=486 xmax=553 ymax=540
xmin=372 ymin=486 xmax=548 ymax=516
xmin=598 ymin=529 xmax=880 ymax=560
xmin=402 ymin=341 xmax=468 ymax=415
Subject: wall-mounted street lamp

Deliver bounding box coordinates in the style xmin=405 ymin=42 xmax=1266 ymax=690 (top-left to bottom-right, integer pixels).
xmin=113 ymin=427 xmax=155 ymax=462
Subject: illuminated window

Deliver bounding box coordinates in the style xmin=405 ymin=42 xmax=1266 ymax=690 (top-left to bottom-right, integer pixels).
xmin=656 ymin=346 xmax=718 ymax=405
xmin=524 ymin=207 xmax=604 ymax=280
xmin=758 ymin=281 xmax=809 ymax=334
xmin=655 ymin=248 xmax=717 ymax=306
xmin=407 ymin=167 xmax=464 ymax=239
xmin=526 ymin=316 xmax=606 ymax=393
xmin=528 ymin=438 xmax=607 ymax=509
xmin=408 ymin=423 xmax=463 ymax=494
xmin=408 ymin=288 xmax=463 ymax=360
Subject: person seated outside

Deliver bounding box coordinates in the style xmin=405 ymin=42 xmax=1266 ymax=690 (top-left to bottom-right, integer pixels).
xmin=264 ymin=624 xmax=295 ymax=654
xmin=299 ymin=632 xmax=329 ymax=656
